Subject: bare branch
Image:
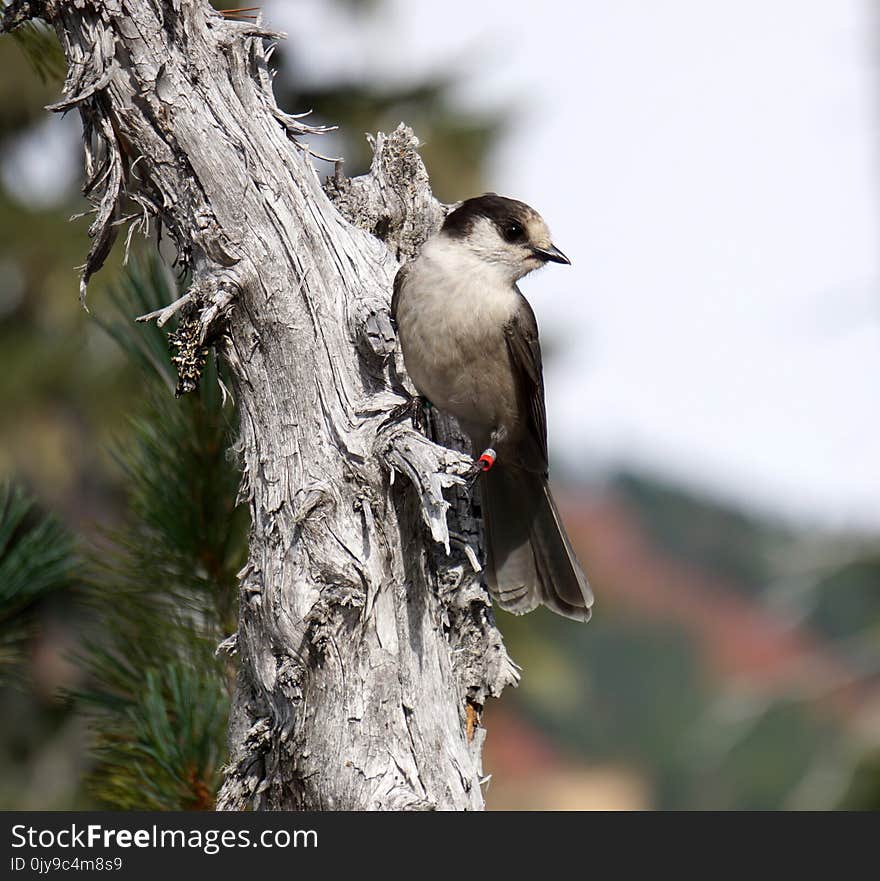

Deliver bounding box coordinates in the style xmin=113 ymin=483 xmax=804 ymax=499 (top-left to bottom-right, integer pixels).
xmin=136 ymin=294 xmax=191 ymax=327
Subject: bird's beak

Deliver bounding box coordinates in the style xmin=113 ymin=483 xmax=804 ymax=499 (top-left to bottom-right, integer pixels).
xmin=533 ymin=244 xmax=571 ymax=265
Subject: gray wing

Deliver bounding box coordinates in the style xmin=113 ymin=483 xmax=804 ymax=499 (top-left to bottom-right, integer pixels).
xmin=390 ymin=263 xmax=409 ymax=324
xmin=503 ymin=294 xmax=549 ymax=473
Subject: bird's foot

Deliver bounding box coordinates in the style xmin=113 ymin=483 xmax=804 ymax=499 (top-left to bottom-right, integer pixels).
xmin=381 ymin=395 xmax=432 ymax=435
xmin=464 ymin=447 xmax=496 ymax=489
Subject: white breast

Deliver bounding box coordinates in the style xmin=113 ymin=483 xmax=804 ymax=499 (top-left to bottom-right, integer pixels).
xmin=395 ymin=235 xmax=520 ymax=432
xmin=401 ymin=235 xmax=519 ymax=332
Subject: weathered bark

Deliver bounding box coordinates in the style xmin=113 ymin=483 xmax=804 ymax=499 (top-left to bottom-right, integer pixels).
xmin=2 ymin=0 xmax=519 ymax=809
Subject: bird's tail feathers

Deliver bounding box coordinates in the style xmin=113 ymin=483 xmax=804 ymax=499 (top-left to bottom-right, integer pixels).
xmin=482 ymin=466 xmax=593 ymax=622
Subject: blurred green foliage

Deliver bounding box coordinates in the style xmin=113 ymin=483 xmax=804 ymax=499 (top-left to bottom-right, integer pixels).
xmin=500 ymin=473 xmax=880 ymax=809
xmin=5 ymin=19 xmax=65 ymax=84
xmin=807 ymin=557 xmax=880 ymax=641
xmin=280 ymin=76 xmax=503 ymax=202
xmin=73 ymin=259 xmax=245 ymax=809
xmin=614 ymin=473 xmax=789 ymax=593
xmin=0 ymin=481 xmax=77 ymax=683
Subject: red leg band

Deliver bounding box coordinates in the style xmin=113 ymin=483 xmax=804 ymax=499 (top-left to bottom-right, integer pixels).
xmin=479 ymin=449 xmax=496 ymax=471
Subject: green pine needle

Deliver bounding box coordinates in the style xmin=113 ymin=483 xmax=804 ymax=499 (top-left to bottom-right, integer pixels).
xmin=1 ymin=0 xmax=66 ymax=85
xmin=79 ymin=659 xmax=228 ymax=811
xmin=0 ymin=482 xmax=77 ymax=683
xmin=75 ymin=256 xmax=246 ymax=810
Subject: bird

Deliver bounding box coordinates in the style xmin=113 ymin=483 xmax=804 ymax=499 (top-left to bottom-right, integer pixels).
xmin=391 ymin=193 xmax=593 ymax=622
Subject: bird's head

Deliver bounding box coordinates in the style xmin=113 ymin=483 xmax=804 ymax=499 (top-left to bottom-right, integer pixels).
xmin=440 ymin=193 xmax=570 ymax=282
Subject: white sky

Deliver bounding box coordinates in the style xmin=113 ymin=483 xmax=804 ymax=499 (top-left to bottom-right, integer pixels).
xmin=276 ymin=0 xmax=880 ymax=530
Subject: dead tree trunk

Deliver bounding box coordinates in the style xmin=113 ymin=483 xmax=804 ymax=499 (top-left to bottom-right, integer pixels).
xmin=2 ymin=0 xmax=519 ymax=809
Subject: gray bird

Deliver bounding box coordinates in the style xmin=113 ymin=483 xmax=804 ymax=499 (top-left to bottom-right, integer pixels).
xmin=391 ymin=193 xmax=593 ymax=621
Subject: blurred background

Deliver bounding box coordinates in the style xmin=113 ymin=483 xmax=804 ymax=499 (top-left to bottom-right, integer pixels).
xmin=2 ymin=0 xmax=879 ymax=810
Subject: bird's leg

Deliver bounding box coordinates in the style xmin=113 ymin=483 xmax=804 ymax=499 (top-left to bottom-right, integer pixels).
xmin=381 ymin=393 xmax=432 ymax=435
xmin=464 ymin=448 xmax=496 ymax=490
xmin=464 ymin=427 xmax=505 ymax=489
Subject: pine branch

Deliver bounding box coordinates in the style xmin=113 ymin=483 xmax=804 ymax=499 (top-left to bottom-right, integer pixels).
xmin=0 ymin=482 xmax=77 ymax=683
xmin=78 ymin=658 xmax=227 ymax=811
xmin=74 ymin=258 xmax=246 ymax=810
xmin=0 ymin=3 xmax=65 ymax=83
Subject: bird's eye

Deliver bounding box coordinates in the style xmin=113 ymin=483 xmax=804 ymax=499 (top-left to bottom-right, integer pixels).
xmin=502 ymin=221 xmax=525 ymax=243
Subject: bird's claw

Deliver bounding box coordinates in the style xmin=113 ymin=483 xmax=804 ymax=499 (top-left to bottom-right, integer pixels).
xmin=464 ymin=462 xmax=483 ymax=490
xmin=381 ymin=395 xmax=431 ymax=435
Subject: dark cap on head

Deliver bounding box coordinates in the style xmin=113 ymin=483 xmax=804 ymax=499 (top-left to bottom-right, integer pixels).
xmin=440 ymin=193 xmax=570 ymax=265
xmin=442 ymin=193 xmax=539 ymax=240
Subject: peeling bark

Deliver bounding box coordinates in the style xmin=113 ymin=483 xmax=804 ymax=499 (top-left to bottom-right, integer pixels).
xmin=2 ymin=0 xmax=519 ymax=809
